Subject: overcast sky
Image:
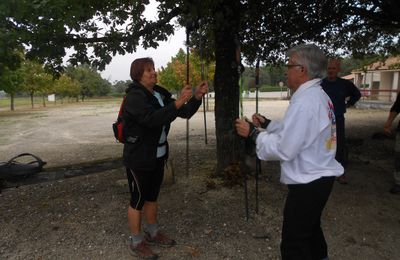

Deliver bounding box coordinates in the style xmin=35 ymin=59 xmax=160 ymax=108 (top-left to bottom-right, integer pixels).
xmin=100 ymin=1 xmax=186 ymax=83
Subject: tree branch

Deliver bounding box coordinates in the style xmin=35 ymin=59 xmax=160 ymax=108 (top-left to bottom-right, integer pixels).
xmin=66 ymin=7 xmax=182 ymax=45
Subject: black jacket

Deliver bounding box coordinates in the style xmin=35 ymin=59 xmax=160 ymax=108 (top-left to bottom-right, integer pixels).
xmin=390 ymin=92 xmax=400 ymax=130
xmin=321 ymin=77 xmax=361 ymax=118
xmin=122 ymin=81 xmax=201 ymax=171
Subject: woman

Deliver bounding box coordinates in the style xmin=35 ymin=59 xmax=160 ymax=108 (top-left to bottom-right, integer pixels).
xmin=123 ymin=57 xmax=208 ymax=259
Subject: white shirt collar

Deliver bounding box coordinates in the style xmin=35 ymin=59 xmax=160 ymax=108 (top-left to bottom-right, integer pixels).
xmin=291 ymin=78 xmax=321 ymax=101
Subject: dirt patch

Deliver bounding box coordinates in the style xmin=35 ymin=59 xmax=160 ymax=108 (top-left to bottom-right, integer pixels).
xmin=1 ymin=100 xmax=400 ymax=259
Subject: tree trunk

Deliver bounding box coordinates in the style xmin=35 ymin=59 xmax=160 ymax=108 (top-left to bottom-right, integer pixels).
xmin=30 ymin=92 xmax=34 ymax=108
xmin=213 ymin=0 xmax=243 ymax=175
xmin=42 ymin=94 xmax=46 ymax=107
xmin=10 ymin=93 xmax=15 ymax=111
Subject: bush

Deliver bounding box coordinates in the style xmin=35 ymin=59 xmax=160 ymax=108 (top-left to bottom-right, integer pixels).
xmin=258 ymin=85 xmax=288 ymax=92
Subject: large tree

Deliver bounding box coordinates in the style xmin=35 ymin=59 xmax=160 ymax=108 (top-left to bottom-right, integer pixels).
xmin=54 ymin=75 xmax=80 ymax=103
xmin=112 ymin=80 xmax=132 ymax=94
xmin=64 ymin=64 xmax=111 ymax=100
xmin=0 ymin=66 xmax=24 ymax=111
xmin=21 ymin=60 xmax=53 ymax=108
xmin=2 ymin=0 xmax=399 ymax=174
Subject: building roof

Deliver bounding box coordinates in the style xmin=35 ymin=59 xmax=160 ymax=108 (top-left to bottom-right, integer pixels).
xmin=353 ymin=56 xmax=400 ymax=72
xmin=342 ymin=74 xmax=354 ymax=80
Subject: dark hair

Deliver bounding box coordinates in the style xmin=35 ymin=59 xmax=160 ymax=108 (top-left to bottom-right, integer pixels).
xmin=130 ymin=58 xmax=154 ymax=81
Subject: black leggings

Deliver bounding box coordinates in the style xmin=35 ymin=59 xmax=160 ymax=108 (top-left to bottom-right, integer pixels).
xmin=281 ymin=176 xmax=335 ymax=260
xmin=126 ymin=158 xmax=165 ymax=210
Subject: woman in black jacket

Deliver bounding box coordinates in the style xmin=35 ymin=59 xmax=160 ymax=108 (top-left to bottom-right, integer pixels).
xmin=123 ymin=57 xmax=207 ymax=259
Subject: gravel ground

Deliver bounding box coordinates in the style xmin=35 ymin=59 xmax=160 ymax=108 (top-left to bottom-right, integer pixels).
xmin=1 ymin=99 xmax=400 ymax=260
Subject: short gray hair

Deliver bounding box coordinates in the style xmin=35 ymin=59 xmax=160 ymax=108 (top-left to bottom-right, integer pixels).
xmin=287 ymin=44 xmax=327 ymax=79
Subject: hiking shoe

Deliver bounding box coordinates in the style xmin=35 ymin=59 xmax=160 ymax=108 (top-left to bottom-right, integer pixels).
xmin=389 ymin=184 xmax=400 ymax=194
xmin=337 ymin=174 xmax=348 ymax=184
xmin=129 ymin=241 xmax=158 ymax=259
xmin=145 ymin=231 xmax=177 ymax=247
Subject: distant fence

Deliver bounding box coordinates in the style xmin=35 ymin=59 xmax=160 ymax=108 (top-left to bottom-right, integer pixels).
xmin=243 ymin=90 xmax=290 ymax=99
xmin=206 ymin=91 xmax=290 ymax=100
xmin=359 ymin=88 xmax=398 ymax=103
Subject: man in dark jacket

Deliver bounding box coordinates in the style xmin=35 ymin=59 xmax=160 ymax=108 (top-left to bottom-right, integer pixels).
xmin=384 ymin=92 xmax=400 ymax=194
xmin=321 ymin=59 xmax=361 ymax=184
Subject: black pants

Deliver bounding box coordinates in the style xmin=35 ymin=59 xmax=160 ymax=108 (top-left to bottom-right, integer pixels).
xmin=335 ymin=115 xmax=346 ymax=168
xmin=394 ymin=131 xmax=400 ymax=185
xmin=281 ymin=176 xmax=335 ymax=260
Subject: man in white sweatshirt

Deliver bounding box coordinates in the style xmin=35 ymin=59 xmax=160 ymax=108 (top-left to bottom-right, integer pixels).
xmin=236 ymin=44 xmax=343 ymax=260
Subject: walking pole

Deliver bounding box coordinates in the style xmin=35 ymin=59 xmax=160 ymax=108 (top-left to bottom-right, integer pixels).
xmin=200 ymin=22 xmax=208 ymax=145
xmin=236 ymin=39 xmax=249 ymax=221
xmin=185 ymin=24 xmax=190 ymax=176
xmin=255 ymin=59 xmax=261 ymax=214
xmin=206 ymin=65 xmax=209 ymax=111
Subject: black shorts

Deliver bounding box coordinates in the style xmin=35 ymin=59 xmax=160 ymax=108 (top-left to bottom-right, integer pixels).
xmin=126 ymin=157 xmax=165 ymax=210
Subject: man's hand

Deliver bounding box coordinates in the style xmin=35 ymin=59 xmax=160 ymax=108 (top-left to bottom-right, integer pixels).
xmin=252 ymin=113 xmax=265 ymax=127
xmin=252 ymin=113 xmax=271 ymax=129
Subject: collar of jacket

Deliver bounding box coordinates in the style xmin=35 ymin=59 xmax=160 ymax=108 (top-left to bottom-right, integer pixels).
xmin=291 ymin=78 xmax=321 ymax=101
xmin=127 ymin=81 xmax=172 ymax=100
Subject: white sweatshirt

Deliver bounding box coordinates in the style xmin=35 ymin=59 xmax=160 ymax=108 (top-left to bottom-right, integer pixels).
xmin=256 ymin=78 xmax=344 ymax=184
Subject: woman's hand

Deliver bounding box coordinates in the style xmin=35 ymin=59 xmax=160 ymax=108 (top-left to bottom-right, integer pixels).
xmin=235 ymin=118 xmax=250 ymax=137
xmin=194 ymin=81 xmax=208 ymax=100
xmin=175 ymin=85 xmax=193 ymax=109
xmin=384 ymin=122 xmax=392 ymax=135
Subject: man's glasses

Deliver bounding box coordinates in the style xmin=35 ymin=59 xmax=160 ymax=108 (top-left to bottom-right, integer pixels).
xmin=285 ymin=64 xmax=303 ymax=69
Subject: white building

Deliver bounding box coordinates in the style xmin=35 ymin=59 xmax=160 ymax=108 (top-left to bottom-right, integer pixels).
xmin=352 ymin=56 xmax=400 ymax=102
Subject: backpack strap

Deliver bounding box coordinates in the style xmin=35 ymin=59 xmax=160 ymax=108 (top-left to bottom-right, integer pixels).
xmin=0 ymin=153 xmax=47 ymax=179
xmin=8 ymin=153 xmax=46 ymax=167
xmin=113 ymin=96 xmax=127 ymax=143
xmin=117 ymin=96 xmax=127 ymax=119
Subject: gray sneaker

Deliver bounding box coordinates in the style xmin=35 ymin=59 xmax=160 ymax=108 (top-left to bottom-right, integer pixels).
xmin=145 ymin=231 xmax=177 ymax=247
xmin=129 ymin=241 xmax=158 ymax=259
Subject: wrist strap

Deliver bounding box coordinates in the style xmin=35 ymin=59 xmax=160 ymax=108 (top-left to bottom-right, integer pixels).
xmin=249 ymin=124 xmax=260 ymax=143
xmin=260 ymin=116 xmax=271 ymax=129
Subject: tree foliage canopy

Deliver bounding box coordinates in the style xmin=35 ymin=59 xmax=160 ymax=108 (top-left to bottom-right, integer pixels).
xmin=111 ymin=80 xmax=132 ymax=94
xmin=54 ymin=75 xmax=80 ymax=99
xmin=64 ymin=64 xmax=111 ymax=99
xmin=158 ymin=48 xmax=215 ymax=93
xmin=1 ymin=0 xmax=181 ymax=73
xmin=1 ymin=1 xmax=398 ymax=70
